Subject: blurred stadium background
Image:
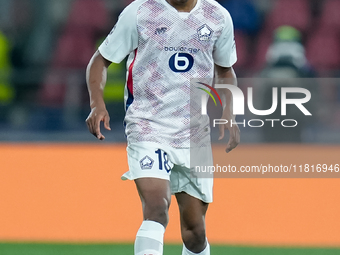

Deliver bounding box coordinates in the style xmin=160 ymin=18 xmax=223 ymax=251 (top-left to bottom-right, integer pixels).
xmin=0 ymin=0 xmax=339 ymax=254
xmin=0 ymin=0 xmax=339 ymax=141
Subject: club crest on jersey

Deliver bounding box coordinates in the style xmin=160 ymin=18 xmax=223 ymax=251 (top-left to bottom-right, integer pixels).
xmin=197 ymin=24 xmax=213 ymax=41
xmin=140 ymin=156 xmax=154 ymax=170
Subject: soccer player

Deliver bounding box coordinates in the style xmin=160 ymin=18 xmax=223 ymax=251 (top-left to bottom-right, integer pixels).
xmin=85 ymin=0 xmax=240 ymax=254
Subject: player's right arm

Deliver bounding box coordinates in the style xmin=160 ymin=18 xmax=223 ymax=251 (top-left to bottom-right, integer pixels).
xmin=85 ymin=2 xmax=138 ymax=140
xmin=85 ymin=51 xmax=112 ymax=140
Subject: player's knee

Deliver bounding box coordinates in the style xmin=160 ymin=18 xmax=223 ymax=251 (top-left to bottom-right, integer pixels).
xmin=182 ymin=224 xmax=206 ymax=252
xmin=144 ymin=198 xmax=170 ymax=227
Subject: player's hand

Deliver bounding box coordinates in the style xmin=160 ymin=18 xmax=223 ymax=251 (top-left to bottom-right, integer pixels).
xmin=85 ymin=106 xmax=111 ymax=140
xmin=218 ymin=122 xmax=240 ymax=153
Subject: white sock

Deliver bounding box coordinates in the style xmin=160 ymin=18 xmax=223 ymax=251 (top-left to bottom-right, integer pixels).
xmin=182 ymin=241 xmax=210 ymax=255
xmin=134 ymin=220 xmax=165 ymax=255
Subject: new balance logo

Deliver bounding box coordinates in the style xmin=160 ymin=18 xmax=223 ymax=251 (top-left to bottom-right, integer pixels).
xmin=155 ymin=27 xmax=168 ymax=35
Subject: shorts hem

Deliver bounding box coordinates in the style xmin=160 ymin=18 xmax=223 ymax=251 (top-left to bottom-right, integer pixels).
xmin=121 ymin=171 xmax=170 ymax=181
xmin=172 ymin=189 xmax=213 ymax=203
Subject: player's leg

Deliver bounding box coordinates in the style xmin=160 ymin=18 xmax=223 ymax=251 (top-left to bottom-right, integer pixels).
xmin=134 ymin=177 xmax=171 ymax=255
xmin=175 ymin=192 xmax=210 ymax=255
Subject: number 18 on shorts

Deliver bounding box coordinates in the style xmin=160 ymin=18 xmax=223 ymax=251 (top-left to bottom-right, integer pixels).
xmin=122 ymin=142 xmax=175 ymax=181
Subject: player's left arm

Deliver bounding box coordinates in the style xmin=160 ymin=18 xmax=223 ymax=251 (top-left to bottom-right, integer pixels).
xmin=215 ymin=65 xmax=240 ymax=153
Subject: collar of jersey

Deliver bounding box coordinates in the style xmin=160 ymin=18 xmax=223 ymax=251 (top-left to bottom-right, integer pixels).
xmin=160 ymin=0 xmax=202 ymax=15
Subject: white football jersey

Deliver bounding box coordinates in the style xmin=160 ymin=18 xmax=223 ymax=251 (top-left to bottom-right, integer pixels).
xmin=99 ymin=0 xmax=237 ymax=148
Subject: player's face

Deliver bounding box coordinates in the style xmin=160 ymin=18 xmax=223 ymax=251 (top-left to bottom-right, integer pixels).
xmin=172 ymin=0 xmax=189 ymax=3
xmin=167 ymin=0 xmax=193 ymax=6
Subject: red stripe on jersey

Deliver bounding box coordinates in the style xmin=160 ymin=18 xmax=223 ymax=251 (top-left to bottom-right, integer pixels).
xmin=127 ymin=49 xmax=137 ymax=95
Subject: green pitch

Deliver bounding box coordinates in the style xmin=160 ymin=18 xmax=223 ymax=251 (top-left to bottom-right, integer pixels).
xmin=0 ymin=243 xmax=339 ymax=255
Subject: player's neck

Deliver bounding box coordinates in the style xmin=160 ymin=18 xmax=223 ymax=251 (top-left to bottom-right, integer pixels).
xmin=166 ymin=0 xmax=198 ymax=12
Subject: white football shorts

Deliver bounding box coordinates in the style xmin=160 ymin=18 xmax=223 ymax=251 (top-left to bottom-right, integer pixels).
xmin=122 ymin=142 xmax=214 ymax=203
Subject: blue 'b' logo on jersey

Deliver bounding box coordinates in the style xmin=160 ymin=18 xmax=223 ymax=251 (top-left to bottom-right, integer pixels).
xmin=169 ymin=53 xmax=194 ymax=72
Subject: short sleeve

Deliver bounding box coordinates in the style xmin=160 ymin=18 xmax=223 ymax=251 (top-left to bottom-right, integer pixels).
xmin=98 ymin=2 xmax=139 ymax=64
xmin=213 ymin=10 xmax=237 ymax=67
